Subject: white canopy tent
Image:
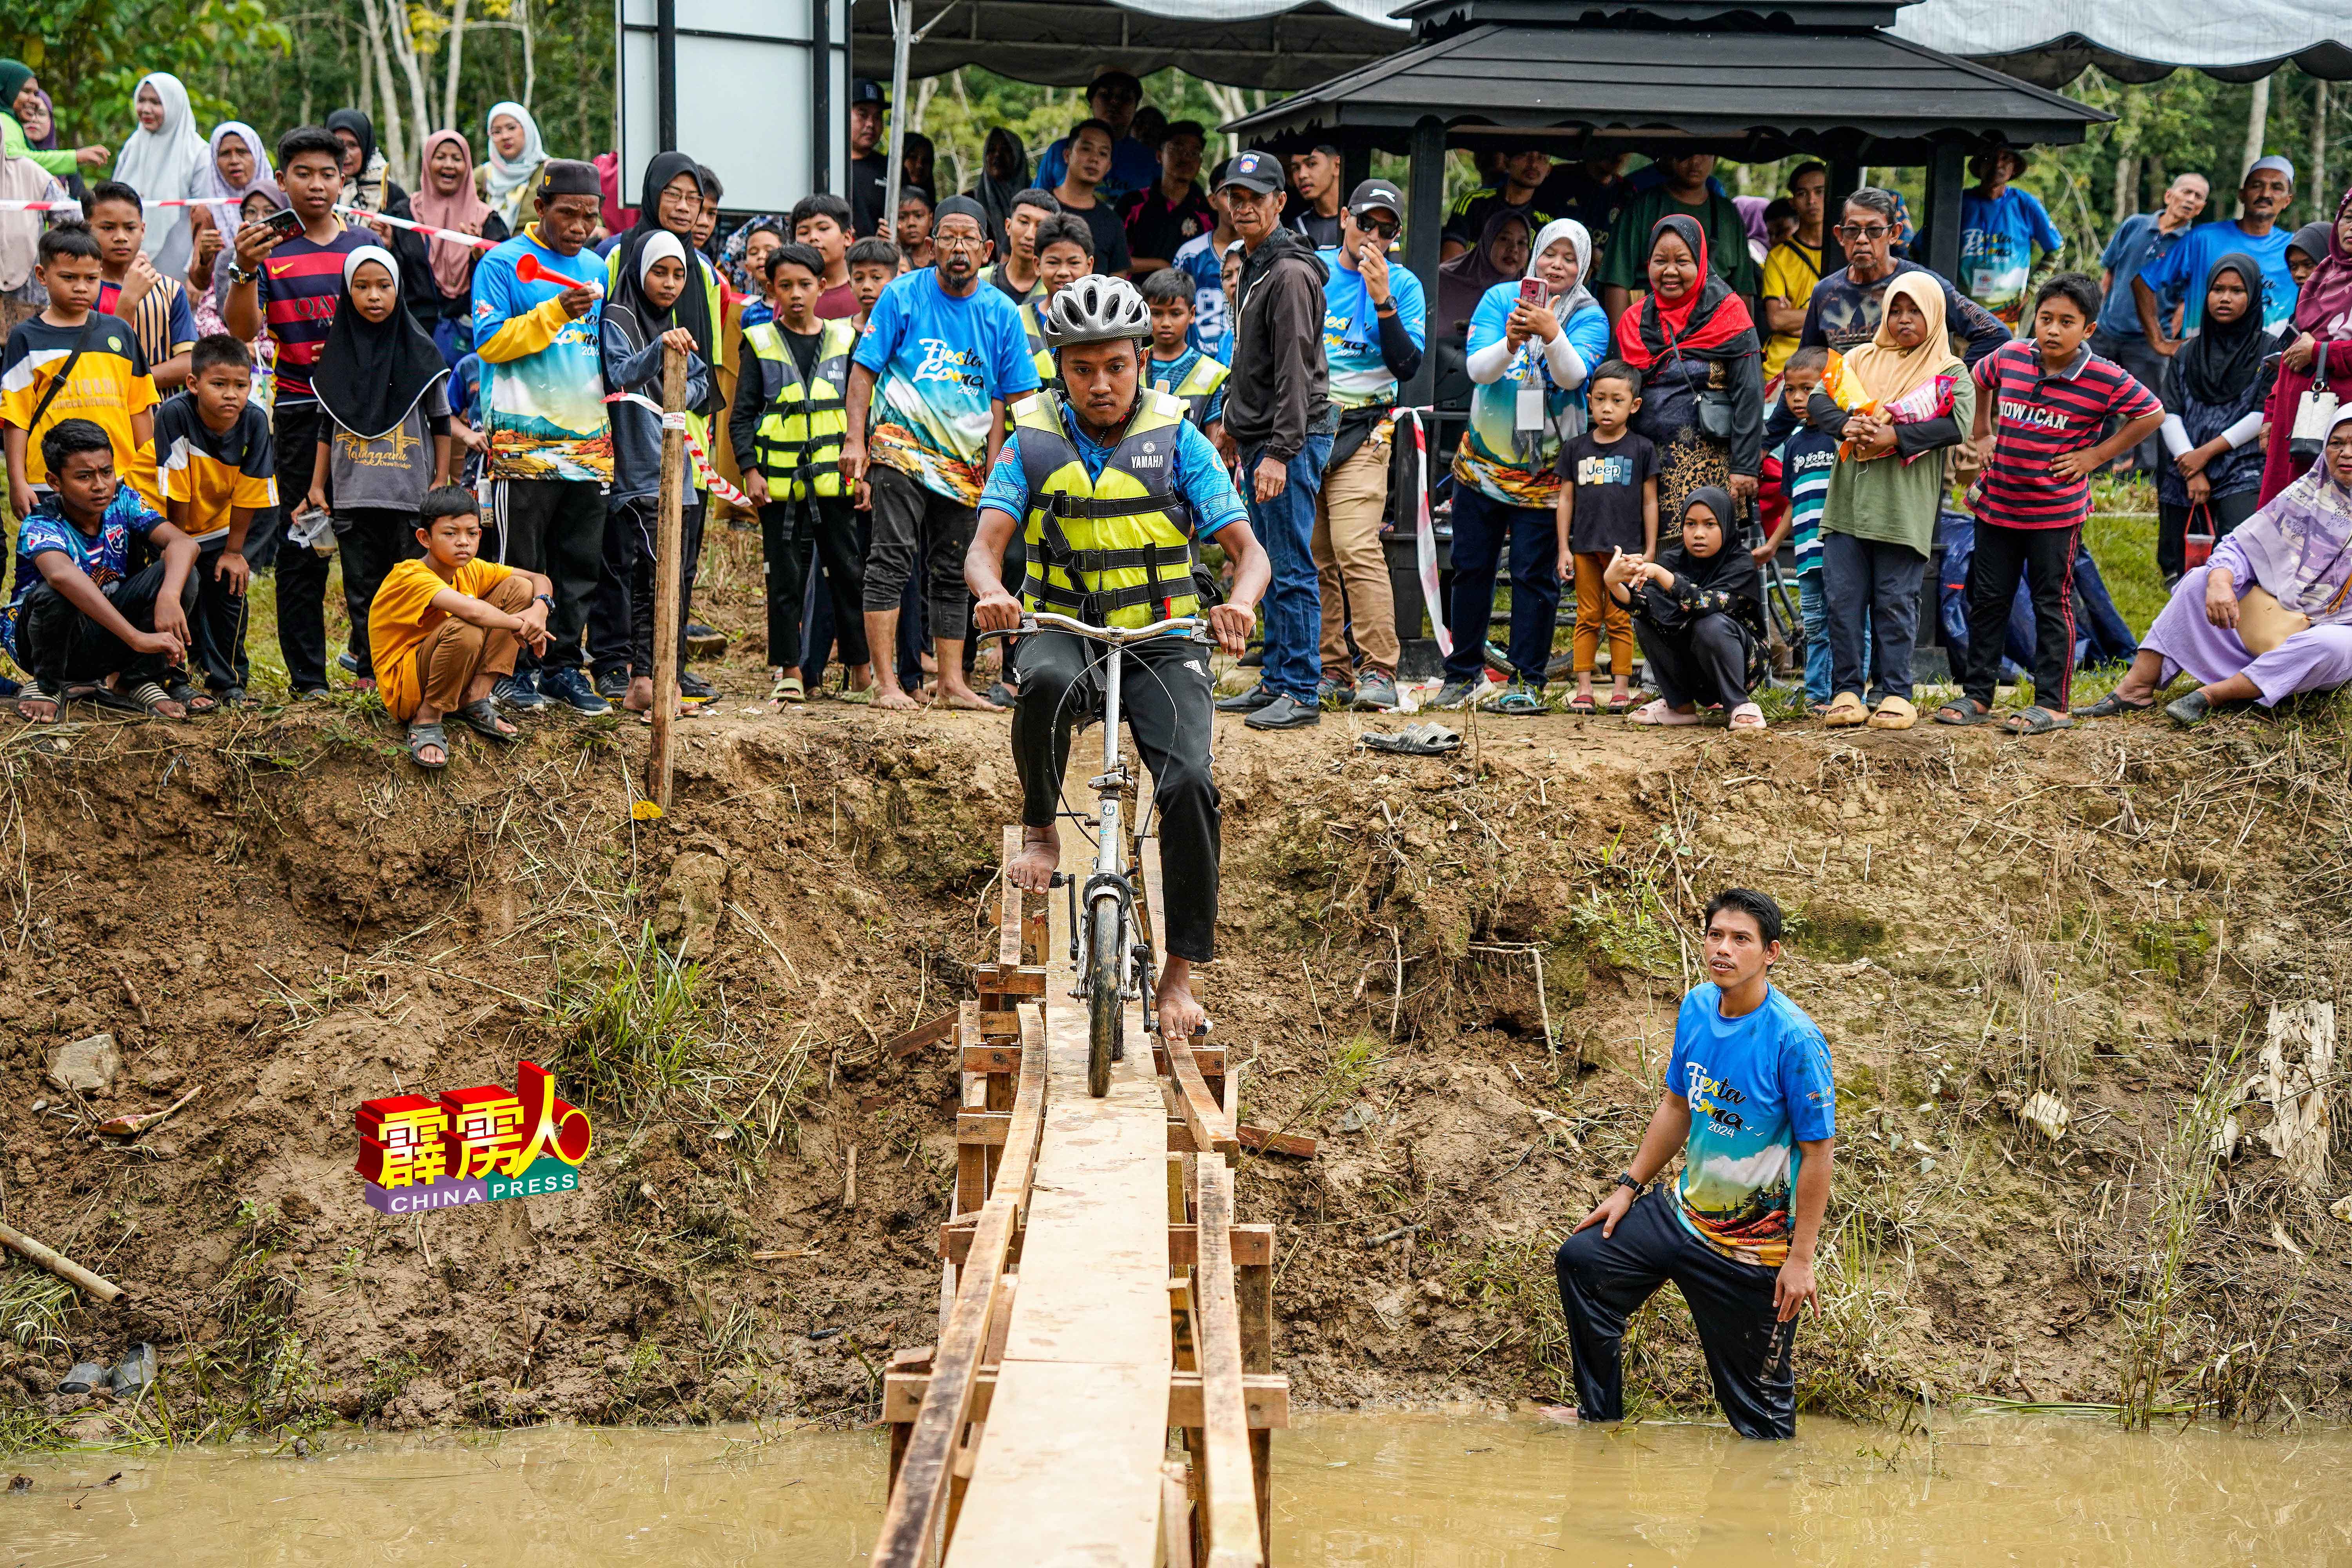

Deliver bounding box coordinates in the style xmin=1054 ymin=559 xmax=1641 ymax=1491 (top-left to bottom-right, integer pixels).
xmin=1891 ymin=0 xmax=2352 ymax=85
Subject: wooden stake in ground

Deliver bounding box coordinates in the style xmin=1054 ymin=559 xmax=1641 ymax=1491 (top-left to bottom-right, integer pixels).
xmin=0 ymin=1221 xmax=123 ymax=1302
xmin=647 ymin=340 xmax=689 ymax=810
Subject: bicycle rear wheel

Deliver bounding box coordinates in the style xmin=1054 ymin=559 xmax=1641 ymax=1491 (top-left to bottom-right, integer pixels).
xmin=1087 ymin=900 xmax=1123 ymax=1098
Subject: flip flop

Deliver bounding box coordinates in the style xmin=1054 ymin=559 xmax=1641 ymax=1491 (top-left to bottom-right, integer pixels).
xmin=1866 ymin=695 xmax=1917 ymax=730
xmin=2072 ymin=692 xmax=2155 ymax=718
xmin=406 ymin=720 xmax=448 ymax=770
xmin=1822 ymin=691 xmax=1869 ymax=728
xmin=1565 ymin=693 xmax=1597 ymax=715
xmin=167 ymin=677 xmax=218 ymax=715
xmin=770 ymin=674 xmax=806 ymax=704
xmin=1933 ymin=698 xmax=1991 ymax=726
xmin=1359 ymin=722 xmax=1463 ymax=756
xmin=2000 ymin=705 xmax=2072 ymax=735
xmin=15 ymin=683 xmax=58 ymax=724
xmin=1604 ymin=692 xmax=1637 ymax=713
xmin=124 ymin=680 xmax=187 ymax=720
xmin=457 ymin=698 xmax=519 ymax=743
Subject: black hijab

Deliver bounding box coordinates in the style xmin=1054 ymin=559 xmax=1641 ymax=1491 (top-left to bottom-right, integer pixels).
xmin=1658 ymin=486 xmax=1760 ymax=603
xmin=312 ymin=246 xmax=448 ymax=440
xmin=2176 ymin=250 xmax=2275 ymax=409
xmin=616 ymin=151 xmax=718 ymax=416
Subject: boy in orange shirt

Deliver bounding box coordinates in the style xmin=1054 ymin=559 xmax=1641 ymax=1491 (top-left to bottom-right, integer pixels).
xmin=368 ymin=486 xmax=553 ymax=769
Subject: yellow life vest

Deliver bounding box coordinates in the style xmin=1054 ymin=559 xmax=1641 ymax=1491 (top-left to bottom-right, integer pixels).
xmin=1151 ymin=354 xmax=1229 ymax=430
xmin=1013 ymin=390 xmax=1201 ymax=628
xmin=742 ymin=318 xmax=857 ymax=499
xmin=1019 ymin=297 xmax=1058 ymax=388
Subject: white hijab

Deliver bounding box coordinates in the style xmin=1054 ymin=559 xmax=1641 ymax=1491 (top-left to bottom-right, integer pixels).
xmin=111 ymin=72 xmax=209 ymax=278
xmin=479 ymin=101 xmax=547 ymax=229
xmin=1527 ymin=216 xmax=1597 ymax=323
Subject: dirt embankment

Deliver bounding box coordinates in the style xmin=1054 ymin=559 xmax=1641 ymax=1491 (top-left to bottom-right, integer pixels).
xmin=0 ymin=694 xmax=2347 ymax=1446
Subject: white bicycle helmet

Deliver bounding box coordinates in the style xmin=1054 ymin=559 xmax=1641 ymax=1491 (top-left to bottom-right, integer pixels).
xmin=1039 ymin=273 xmax=1151 ymax=352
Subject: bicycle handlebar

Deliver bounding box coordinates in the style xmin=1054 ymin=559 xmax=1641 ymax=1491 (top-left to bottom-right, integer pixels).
xmin=972 ymin=612 xmax=1208 ymax=646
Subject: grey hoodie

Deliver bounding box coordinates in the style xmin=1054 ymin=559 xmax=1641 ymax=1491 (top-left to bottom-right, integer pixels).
xmin=1223 ymin=227 xmax=1332 ymax=463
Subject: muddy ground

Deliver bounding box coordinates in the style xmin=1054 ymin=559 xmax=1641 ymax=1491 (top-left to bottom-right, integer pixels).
xmin=1 ymin=669 xmax=2349 ymax=1447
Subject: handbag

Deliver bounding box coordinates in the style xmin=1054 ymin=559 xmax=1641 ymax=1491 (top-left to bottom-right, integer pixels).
xmin=2289 ymin=340 xmax=2338 ymax=463
xmin=2182 ymin=501 xmax=2215 ymax=572
xmin=1662 ymin=323 xmax=1737 ymax=440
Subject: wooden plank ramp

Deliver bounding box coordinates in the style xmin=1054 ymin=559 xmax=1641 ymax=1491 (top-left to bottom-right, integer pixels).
xmin=875 ymin=778 xmax=1280 ymax=1568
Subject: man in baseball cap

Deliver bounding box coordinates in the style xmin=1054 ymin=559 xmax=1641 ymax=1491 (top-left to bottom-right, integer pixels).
xmin=848 ymin=79 xmax=889 ymax=236
xmin=1310 ymin=177 xmax=1423 ymax=712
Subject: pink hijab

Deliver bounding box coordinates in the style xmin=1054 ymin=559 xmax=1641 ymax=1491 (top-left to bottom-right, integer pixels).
xmin=410 ymin=129 xmax=495 ymax=300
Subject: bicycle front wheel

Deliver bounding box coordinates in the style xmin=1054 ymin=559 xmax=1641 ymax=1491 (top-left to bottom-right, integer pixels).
xmin=1087 ymin=900 xmax=1124 ymax=1099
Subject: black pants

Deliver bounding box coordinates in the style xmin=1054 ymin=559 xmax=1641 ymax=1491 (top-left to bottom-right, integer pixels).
xmin=1633 ymin=610 xmax=1753 ymax=710
xmin=492 ymin=478 xmax=605 ymax=671
xmin=2157 ymin=488 xmax=2261 ymax=584
xmin=335 ymin=507 xmax=423 ymax=677
xmin=1961 ymin=521 xmax=2079 ymax=711
xmin=763 ymin=495 xmax=867 ymax=671
xmin=864 ymin=463 xmax=974 ymax=640
xmin=16 ymin=560 xmax=199 ymax=695
xmin=588 ymin=503 xmax=633 ymax=679
xmin=189 ymin=540 xmax=250 ymax=692
xmin=1443 ymin=486 xmax=1560 ymax=686
xmin=605 ymin=494 xmax=707 ymax=677
xmin=265 ymin=400 xmax=332 ymax=690
xmin=1012 ymin=630 xmax=1220 ymax=963
xmin=1820 ymin=532 xmax=1927 ymax=703
xmin=1554 ymin=1187 xmax=1797 ymax=1440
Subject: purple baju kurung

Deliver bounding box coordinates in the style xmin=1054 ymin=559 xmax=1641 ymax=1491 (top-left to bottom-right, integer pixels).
xmin=2143 ymin=533 xmax=2352 ymax=705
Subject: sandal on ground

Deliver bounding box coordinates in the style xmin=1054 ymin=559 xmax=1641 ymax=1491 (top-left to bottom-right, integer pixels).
xmin=984 ymin=682 xmax=1017 ymax=710
xmin=1866 ymin=695 xmax=1917 ymax=730
xmin=1605 ymin=691 xmax=1637 ymax=713
xmin=457 ymin=698 xmax=519 ymax=743
xmin=1933 ymin=698 xmax=1991 ymax=726
xmin=1565 ymin=693 xmax=1597 ymax=715
xmin=1822 ymin=691 xmax=1869 ymax=728
xmin=770 ymin=674 xmax=806 ymax=704
xmin=1360 ymin=722 xmax=1463 ymax=756
xmin=406 ymin=720 xmax=448 ymax=770
xmin=2073 ymin=691 xmax=2155 ymax=718
xmin=166 ymin=677 xmax=218 ymax=716
xmin=15 ymin=683 xmax=58 ymax=723
xmin=2165 ymin=690 xmax=2215 ymax=728
xmin=1729 ymin=702 xmax=1768 ymax=731
xmin=2000 ymin=705 xmax=2072 ymax=735
xmin=1629 ymin=699 xmax=1702 ymax=726
xmin=87 ymin=682 xmax=144 ymax=712
xmin=124 ymin=681 xmax=187 ymax=720
xmin=1481 ymin=683 xmax=1549 ymax=715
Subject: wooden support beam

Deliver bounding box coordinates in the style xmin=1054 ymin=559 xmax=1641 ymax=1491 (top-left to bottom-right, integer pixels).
xmin=645 ymin=342 xmax=687 ymax=809
xmin=958 ymin=1112 xmax=1011 ymax=1146
xmin=1161 ymin=1462 xmax=1196 ymax=1568
xmin=887 ymin=1010 xmax=958 ymax=1058
xmin=882 ymin=1369 xmax=1290 ymax=1430
xmin=1152 ymin=1044 xmax=1227 ymax=1077
xmin=1237 ymin=1124 xmax=1319 ymax=1159
xmin=968 ymin=962 xmax=1047 ymax=996
xmin=997 ymin=826 xmax=1025 ymax=969
xmin=937 ymin=1217 xmax=1271 ymax=1267
xmin=1165 ymin=1028 xmax=1239 ymax=1160
xmin=960 ymin=1045 xmax=1022 ymax=1074
xmin=1194 ymin=1161 xmax=1263 ymax=1566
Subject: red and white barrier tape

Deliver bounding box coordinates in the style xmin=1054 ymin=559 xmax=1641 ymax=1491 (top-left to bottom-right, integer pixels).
xmin=1394 ymin=407 xmax=1452 ymax=658
xmin=602 ymin=391 xmax=754 ymax=511
xmin=0 ymin=198 xmax=503 ymax=254
xmin=0 ymin=199 xmax=82 ymax=214
xmin=332 ymin=205 xmax=501 ymax=250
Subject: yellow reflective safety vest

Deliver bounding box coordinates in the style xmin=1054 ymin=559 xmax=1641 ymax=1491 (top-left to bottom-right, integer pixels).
xmin=741 ymin=317 xmax=857 ymax=499
xmin=1151 ymin=354 xmax=1229 ymax=430
xmin=1019 ymin=298 xmax=1058 ymax=388
xmin=1012 ymin=389 xmax=1201 ymax=628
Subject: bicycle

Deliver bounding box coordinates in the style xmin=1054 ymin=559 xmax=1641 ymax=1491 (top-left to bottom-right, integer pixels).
xmin=977 ymin=610 xmax=1211 ymax=1098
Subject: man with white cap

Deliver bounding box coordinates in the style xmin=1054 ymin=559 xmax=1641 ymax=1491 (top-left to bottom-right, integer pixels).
xmin=2134 ymin=155 xmax=2302 ymax=345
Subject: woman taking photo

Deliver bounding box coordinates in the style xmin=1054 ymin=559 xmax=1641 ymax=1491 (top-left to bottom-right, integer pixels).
xmin=1437 ymin=217 xmax=1611 ymax=713
xmin=1611 ymin=214 xmax=1764 ymax=537
xmin=2154 ymin=252 xmax=2285 ymax=583
xmin=1807 ymin=272 xmax=1974 ymax=731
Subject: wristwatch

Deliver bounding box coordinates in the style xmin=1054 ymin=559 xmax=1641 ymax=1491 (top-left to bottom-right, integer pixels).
xmin=1613 ymin=1170 xmax=1643 ymax=1192
xmin=535 ymin=593 xmax=556 ymax=610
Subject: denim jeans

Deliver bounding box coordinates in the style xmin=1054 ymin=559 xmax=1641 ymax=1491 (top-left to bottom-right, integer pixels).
xmin=1241 ymin=433 xmax=1333 ymax=704
xmin=1445 ymin=484 xmax=1561 ymax=687
xmin=1797 ymin=570 xmax=1831 ymax=704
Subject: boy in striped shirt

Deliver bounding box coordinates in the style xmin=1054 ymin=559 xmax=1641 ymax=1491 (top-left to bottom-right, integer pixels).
xmin=1760 ymin=346 xmax=1839 ymax=707
xmin=1941 ymin=274 xmax=2163 ymax=733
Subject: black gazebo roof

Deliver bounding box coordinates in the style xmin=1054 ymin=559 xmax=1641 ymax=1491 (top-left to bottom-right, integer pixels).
xmin=1226 ymin=0 xmax=2110 ymax=162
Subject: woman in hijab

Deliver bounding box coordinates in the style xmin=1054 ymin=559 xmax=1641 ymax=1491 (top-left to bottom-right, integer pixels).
xmin=0 ymin=61 xmax=104 ymax=180
xmin=477 ymin=102 xmax=548 ymax=232
xmin=306 ymin=245 xmax=453 ymax=692
xmin=16 ymin=88 xmax=85 ymax=206
xmin=1614 ymin=214 xmax=1764 ymax=532
xmin=0 ymin=108 xmax=67 ymax=333
xmin=1805 ymin=270 xmax=1974 ymax=731
xmin=900 ymin=133 xmax=936 ymax=206
xmin=1436 ymin=207 xmax=1531 ymax=343
xmin=2259 ymin=185 xmax=2352 ymax=501
xmin=973 ymin=128 xmax=1030 ymax=255
xmin=410 ymin=129 xmax=506 ymax=367
xmin=187 ymin=122 xmax=279 ymax=267
xmin=2082 ymin=407 xmax=2352 ymax=726
xmin=1607 ymin=485 xmax=1769 ymax=728
xmin=1439 ymin=216 xmax=1611 ymax=714
xmin=327 ymin=109 xmax=437 ymax=317
xmin=2147 ymin=252 xmax=2287 ymax=584
xmin=110 ymin=72 xmax=208 ymax=277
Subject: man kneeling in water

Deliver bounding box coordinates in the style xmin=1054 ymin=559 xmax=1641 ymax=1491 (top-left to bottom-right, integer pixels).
xmin=966 ymin=274 xmax=1270 ymax=1039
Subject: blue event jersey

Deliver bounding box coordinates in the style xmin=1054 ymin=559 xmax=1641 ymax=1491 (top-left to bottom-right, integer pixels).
xmin=1174 ymin=232 xmax=1230 ymax=358
xmin=854 ymin=268 xmax=1040 ymax=505
xmin=978 ymin=402 xmax=1247 ymax=541
xmin=1318 ymin=248 xmax=1426 ymax=409
xmin=1666 ymin=982 xmax=1835 ymax=1268
xmin=2138 ymin=220 xmax=2299 ymax=335
xmin=469 ymin=229 xmax=611 ymax=483
xmin=2 ymin=487 xmax=165 ymax=658
xmin=1958 ymin=185 xmax=2063 ymax=329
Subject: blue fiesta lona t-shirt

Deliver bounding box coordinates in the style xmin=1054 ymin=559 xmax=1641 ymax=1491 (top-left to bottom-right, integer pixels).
xmin=1665 ymin=982 xmax=1835 ymax=1268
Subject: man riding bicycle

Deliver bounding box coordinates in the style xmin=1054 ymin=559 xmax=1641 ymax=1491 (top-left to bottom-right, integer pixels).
xmin=967 ymin=274 xmax=1272 ymax=1042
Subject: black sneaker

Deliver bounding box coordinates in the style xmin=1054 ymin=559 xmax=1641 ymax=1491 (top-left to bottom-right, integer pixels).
xmin=594 ymin=667 xmax=631 ymax=702
xmin=1215 ymin=684 xmax=1279 ymax=713
xmin=337 ymin=651 xmax=360 ymax=676
xmin=1316 ymin=675 xmax=1356 ymax=710
xmin=1243 ymin=693 xmax=1321 ymax=730
xmin=495 ymin=671 xmax=549 ymax=711
xmin=540 ymin=667 xmax=611 ymax=714
xmin=686 ymin=621 xmax=717 ymax=641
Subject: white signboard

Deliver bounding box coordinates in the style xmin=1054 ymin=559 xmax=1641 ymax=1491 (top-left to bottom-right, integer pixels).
xmin=618 ymin=0 xmax=848 ymax=217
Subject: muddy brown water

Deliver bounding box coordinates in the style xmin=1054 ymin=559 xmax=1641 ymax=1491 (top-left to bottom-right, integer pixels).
xmin=4 ymin=1410 xmax=2345 ymax=1564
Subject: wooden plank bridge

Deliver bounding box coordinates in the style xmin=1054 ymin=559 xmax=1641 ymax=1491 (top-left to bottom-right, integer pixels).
xmin=872 ymin=813 xmax=1285 ymax=1567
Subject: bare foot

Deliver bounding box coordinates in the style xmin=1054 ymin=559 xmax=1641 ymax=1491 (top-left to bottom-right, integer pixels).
xmin=623 ymin=675 xmax=653 ymax=713
xmin=941 ymin=686 xmax=1002 ymax=712
xmin=1156 ymin=956 xmax=1209 ymax=1043
xmin=1007 ymin=826 xmax=1058 ymax=893
xmin=873 ymin=685 xmax=920 ymax=711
